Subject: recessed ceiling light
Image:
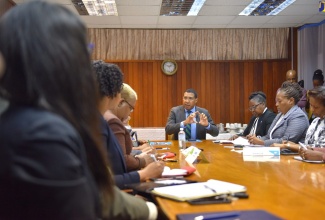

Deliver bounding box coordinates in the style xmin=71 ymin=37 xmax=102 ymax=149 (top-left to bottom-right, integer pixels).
xmin=160 ymin=0 xmax=206 ymax=16
xmin=188 ymin=0 xmax=206 ymax=16
xmin=239 ymin=0 xmax=296 ymax=16
xmin=72 ymin=0 xmax=118 ymax=16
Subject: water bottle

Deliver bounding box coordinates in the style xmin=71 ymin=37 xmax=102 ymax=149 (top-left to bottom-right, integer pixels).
xmin=178 ymin=128 xmax=186 ymax=149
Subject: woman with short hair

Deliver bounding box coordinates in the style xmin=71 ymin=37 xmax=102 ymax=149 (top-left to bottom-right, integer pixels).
xmin=230 ymin=91 xmax=275 ymax=140
xmin=104 ymin=83 xmax=160 ymax=172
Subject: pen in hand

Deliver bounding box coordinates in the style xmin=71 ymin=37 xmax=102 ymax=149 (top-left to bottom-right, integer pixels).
xmin=299 ymin=142 xmax=307 ymax=150
xmin=150 ymin=154 xmax=157 ymax=162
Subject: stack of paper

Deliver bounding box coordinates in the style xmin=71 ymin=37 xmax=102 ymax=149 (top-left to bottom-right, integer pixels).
xmin=233 ymin=137 xmax=250 ymax=145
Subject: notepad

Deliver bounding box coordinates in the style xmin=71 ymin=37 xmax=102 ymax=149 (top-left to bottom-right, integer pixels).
xmin=151 ymin=179 xmax=246 ymax=201
xmin=293 ymin=156 xmax=324 ymax=164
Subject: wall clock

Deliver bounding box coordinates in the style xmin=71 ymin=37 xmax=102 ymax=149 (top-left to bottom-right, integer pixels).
xmin=161 ymin=59 xmax=178 ymax=75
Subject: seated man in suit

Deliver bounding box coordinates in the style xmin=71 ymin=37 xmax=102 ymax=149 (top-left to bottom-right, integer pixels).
xmin=165 ymin=88 xmax=219 ymax=140
xmin=230 ymin=91 xmax=276 ymax=140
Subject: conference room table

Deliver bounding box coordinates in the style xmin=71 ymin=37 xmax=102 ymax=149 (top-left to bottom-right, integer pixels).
xmin=152 ymin=140 xmax=325 ymax=220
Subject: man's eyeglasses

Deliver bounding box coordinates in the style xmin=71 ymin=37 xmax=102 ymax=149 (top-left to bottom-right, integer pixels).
xmin=123 ymin=100 xmax=134 ymax=112
xmin=249 ymin=103 xmax=262 ymax=111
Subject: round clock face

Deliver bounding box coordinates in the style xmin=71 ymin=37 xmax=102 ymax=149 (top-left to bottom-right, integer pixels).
xmin=161 ymin=59 xmax=177 ymax=75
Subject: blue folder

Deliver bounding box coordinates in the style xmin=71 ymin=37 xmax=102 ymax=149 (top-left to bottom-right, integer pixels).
xmin=176 ymin=210 xmax=283 ymax=220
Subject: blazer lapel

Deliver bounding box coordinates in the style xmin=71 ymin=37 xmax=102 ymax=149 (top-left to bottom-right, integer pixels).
xmin=257 ymin=110 xmax=268 ymax=128
xmin=272 ymin=106 xmax=298 ymax=132
xmin=181 ymin=107 xmax=186 ymax=120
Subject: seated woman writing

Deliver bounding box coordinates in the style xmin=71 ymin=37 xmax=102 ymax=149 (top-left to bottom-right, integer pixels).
xmin=104 ymin=83 xmax=157 ymax=172
xmin=274 ymin=86 xmax=325 ymax=157
xmin=247 ymin=82 xmax=309 ymax=146
xmin=230 ymin=91 xmax=275 ymax=140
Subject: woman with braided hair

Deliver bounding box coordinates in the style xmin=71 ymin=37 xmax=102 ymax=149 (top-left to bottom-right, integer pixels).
xmin=248 ymin=82 xmax=309 ymax=146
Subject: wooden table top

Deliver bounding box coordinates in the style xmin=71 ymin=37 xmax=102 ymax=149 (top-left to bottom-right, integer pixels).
xmin=154 ymin=140 xmax=325 ymax=220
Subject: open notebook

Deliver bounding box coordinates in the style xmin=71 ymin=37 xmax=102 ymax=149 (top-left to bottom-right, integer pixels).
xmin=151 ymin=179 xmax=246 ymax=202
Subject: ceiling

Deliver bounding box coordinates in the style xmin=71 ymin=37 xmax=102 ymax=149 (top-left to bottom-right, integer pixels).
xmin=12 ymin=0 xmax=325 ymax=29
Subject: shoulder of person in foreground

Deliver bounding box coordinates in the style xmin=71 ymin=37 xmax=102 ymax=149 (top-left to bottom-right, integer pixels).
xmin=0 ymin=106 xmax=99 ymax=220
xmin=103 ymin=186 xmax=157 ymax=220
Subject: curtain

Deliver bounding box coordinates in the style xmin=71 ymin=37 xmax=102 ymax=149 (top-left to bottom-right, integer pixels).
xmin=298 ymin=20 xmax=325 ymax=90
xmin=87 ymin=28 xmax=289 ymax=61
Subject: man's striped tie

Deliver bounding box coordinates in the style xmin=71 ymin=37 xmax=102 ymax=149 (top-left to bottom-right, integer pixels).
xmin=185 ymin=110 xmax=192 ymax=140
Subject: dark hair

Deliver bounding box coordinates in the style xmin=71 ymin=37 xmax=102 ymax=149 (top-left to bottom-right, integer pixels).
xmin=249 ymin=91 xmax=266 ymax=104
xmin=93 ymin=60 xmax=124 ymax=98
xmin=313 ymin=69 xmax=324 ymax=81
xmin=279 ymin=81 xmax=302 ymax=104
xmin=185 ymin=88 xmax=198 ymax=98
xmin=0 ymin=0 xmax=112 ymax=197
xmin=308 ymin=86 xmax=325 ymax=107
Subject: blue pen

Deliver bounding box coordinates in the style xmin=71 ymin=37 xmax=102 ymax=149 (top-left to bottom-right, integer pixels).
xmin=194 ymin=211 xmax=240 ymax=220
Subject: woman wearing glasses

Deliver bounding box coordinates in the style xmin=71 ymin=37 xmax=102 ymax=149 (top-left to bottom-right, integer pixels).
xmin=231 ymin=91 xmax=276 ymax=140
xmin=248 ymin=82 xmax=309 ymax=146
xmin=104 ymin=83 xmax=157 ymax=171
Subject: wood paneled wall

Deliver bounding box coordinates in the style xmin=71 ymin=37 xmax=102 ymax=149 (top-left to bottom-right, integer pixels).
xmin=105 ymin=60 xmax=291 ymax=127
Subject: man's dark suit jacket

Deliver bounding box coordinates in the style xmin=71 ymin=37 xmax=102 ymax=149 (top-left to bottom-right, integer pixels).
xmin=0 ymin=105 xmax=100 ymax=220
xmin=100 ymin=116 xmax=140 ymax=189
xmin=165 ymin=105 xmax=219 ymax=140
xmin=242 ymin=108 xmax=276 ymax=137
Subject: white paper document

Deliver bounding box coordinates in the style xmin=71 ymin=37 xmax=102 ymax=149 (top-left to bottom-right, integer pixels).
xmin=161 ymin=166 xmax=188 ymax=177
xmin=233 ymin=137 xmax=250 ymax=146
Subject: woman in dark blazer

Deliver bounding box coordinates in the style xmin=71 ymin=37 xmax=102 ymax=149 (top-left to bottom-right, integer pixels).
xmin=0 ymin=2 xmax=107 ymax=219
xmin=0 ymin=2 xmax=157 ymax=220
xmin=231 ymin=91 xmax=276 ymax=140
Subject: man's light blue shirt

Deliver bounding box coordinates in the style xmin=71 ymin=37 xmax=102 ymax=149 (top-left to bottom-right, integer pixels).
xmin=180 ymin=107 xmax=210 ymax=140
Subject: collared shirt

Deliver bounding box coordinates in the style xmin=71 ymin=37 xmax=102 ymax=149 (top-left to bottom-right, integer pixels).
xmin=180 ymin=107 xmax=211 ymax=140
xmin=187 ymin=107 xmax=197 ymax=140
xmin=250 ymin=107 xmax=267 ymax=135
